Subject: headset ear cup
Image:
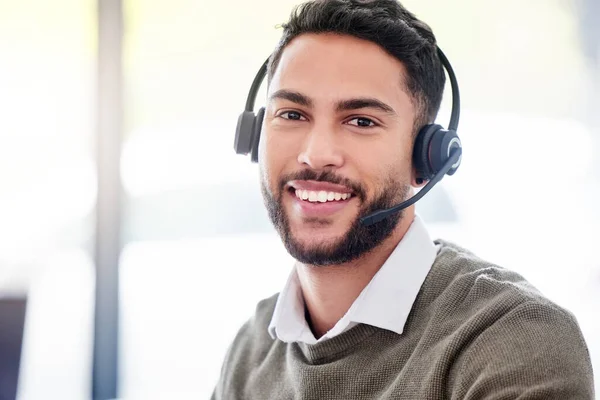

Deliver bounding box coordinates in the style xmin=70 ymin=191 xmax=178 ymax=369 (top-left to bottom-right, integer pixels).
xmin=234 ymin=110 xmax=257 ymax=155
xmin=250 ymin=107 xmax=265 ymax=163
xmin=413 ymin=124 xmax=441 ymax=182
xmin=429 ymin=129 xmax=462 ymax=175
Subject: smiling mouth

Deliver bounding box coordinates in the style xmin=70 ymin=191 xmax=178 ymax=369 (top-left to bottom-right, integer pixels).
xmin=289 ymin=187 xmax=354 ymax=203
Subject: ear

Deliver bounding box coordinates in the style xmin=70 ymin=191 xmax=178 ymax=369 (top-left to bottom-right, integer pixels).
xmin=411 ymin=166 xmax=427 ymax=188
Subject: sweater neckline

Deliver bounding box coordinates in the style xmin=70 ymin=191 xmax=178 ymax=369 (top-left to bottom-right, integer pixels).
xmin=295 ymin=323 xmax=382 ymax=364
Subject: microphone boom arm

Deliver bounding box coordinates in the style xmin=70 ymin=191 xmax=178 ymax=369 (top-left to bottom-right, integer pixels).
xmin=359 ymin=148 xmax=462 ymax=227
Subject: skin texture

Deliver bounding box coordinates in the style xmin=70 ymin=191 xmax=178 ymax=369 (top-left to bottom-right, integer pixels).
xmin=259 ymin=33 xmax=425 ymax=339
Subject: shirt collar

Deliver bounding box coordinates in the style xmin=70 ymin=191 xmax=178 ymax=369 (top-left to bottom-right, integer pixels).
xmin=268 ymin=263 xmax=315 ymax=343
xmin=268 ymin=214 xmax=437 ymax=343
xmin=348 ymin=214 xmax=437 ymax=335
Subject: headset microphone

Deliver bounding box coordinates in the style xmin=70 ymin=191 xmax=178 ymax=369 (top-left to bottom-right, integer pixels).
xmin=359 ymin=147 xmax=461 ymax=226
xmin=234 ymin=46 xmax=463 ymax=227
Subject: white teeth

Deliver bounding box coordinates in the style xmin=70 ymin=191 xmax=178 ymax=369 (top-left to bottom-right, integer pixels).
xmin=317 ymin=191 xmax=328 ymax=202
xmin=293 ymin=189 xmax=352 ymax=203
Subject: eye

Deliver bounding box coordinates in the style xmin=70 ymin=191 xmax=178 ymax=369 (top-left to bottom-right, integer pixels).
xmin=347 ymin=117 xmax=377 ymax=128
xmin=277 ymin=111 xmax=306 ymax=121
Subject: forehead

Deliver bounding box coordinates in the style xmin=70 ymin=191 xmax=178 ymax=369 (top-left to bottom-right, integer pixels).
xmin=269 ymin=33 xmax=411 ymax=108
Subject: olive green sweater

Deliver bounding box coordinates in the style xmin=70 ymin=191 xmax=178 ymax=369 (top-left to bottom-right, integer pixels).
xmin=211 ymin=240 xmax=594 ymax=399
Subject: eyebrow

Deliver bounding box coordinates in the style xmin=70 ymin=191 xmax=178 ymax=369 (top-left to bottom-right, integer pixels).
xmin=269 ymin=89 xmax=313 ymax=108
xmin=268 ymin=89 xmax=396 ymax=116
xmin=335 ymin=98 xmax=396 ymax=115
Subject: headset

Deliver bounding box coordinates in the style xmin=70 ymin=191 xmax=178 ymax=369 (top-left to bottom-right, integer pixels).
xmin=234 ymin=46 xmax=463 ymax=227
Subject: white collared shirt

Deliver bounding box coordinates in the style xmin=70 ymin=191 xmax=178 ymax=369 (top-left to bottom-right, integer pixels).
xmin=268 ymin=214 xmax=439 ymax=344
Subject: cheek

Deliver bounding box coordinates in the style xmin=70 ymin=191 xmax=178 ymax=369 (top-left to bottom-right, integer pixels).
xmin=259 ymin=129 xmax=294 ymax=191
xmin=356 ymin=146 xmax=412 ymax=195
xmin=262 ymin=124 xmax=305 ymax=161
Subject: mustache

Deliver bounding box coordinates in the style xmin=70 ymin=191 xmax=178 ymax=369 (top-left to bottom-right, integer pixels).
xmin=279 ymin=169 xmax=367 ymax=202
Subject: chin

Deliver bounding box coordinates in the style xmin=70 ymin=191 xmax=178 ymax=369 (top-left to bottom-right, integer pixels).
xmin=289 ymin=219 xmax=344 ymax=241
xmin=298 ymin=230 xmax=342 ymax=247
xmin=292 ymin=215 xmax=350 ymax=233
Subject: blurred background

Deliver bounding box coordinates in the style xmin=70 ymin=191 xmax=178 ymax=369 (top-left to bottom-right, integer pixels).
xmin=0 ymin=0 xmax=598 ymax=398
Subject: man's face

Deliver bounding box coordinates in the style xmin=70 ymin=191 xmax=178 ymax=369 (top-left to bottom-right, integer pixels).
xmin=259 ymin=33 xmax=417 ymax=266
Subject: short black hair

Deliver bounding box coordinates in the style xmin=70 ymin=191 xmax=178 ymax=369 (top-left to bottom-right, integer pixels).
xmin=267 ymin=0 xmax=445 ymax=135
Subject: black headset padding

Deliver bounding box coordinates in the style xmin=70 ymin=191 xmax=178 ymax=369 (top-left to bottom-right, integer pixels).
xmin=250 ymin=107 xmax=265 ymax=163
xmin=413 ymin=124 xmax=441 ymax=181
xmin=430 ymin=128 xmax=461 ymax=175
xmin=234 ymin=110 xmax=257 ymax=156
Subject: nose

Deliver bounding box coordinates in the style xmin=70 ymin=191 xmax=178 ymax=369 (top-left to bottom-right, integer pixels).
xmin=297 ymin=125 xmax=344 ymax=170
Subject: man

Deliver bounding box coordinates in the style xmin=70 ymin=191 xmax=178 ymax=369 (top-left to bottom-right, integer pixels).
xmin=212 ymin=0 xmax=595 ymax=398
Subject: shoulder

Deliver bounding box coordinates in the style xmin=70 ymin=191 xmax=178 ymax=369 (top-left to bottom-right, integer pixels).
xmin=428 ymin=239 xmax=587 ymax=327
xmin=426 ymin=240 xmax=594 ymax=397
xmin=425 ymin=239 xmax=592 ymax=360
xmin=232 ymin=292 xmax=279 ymax=348
xmin=228 ymin=292 xmax=280 ymax=353
xmin=212 ymin=293 xmax=281 ymax=397
xmin=430 ymin=239 xmax=549 ymax=307
xmin=255 ymin=292 xmax=280 ymax=325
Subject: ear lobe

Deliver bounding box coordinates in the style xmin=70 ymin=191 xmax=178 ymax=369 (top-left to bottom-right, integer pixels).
xmin=411 ymin=167 xmax=427 ymax=188
xmin=412 ymin=178 xmax=427 ymax=188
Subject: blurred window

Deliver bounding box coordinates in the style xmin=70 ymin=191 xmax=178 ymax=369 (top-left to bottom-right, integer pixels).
xmin=0 ymin=1 xmax=96 ymax=398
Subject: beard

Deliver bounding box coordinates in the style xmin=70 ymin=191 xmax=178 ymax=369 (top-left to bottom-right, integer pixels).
xmin=260 ymin=168 xmax=410 ymax=267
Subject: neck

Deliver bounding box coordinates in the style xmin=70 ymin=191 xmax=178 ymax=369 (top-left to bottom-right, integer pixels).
xmin=296 ymin=209 xmax=415 ymax=339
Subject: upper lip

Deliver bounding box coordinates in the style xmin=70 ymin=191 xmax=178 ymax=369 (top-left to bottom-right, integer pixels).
xmin=287 ymin=180 xmax=353 ymax=193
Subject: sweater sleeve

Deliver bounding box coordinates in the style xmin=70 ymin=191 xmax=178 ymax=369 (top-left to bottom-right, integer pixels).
xmin=449 ymin=300 xmax=595 ymax=400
